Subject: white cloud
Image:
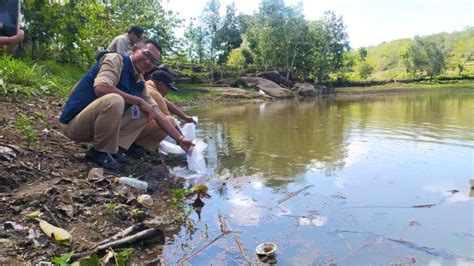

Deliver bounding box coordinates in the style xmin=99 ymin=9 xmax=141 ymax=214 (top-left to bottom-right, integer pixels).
xmin=228 ymin=192 xmax=261 ymax=225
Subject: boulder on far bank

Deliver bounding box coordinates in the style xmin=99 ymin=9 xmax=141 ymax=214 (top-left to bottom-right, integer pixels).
xmin=294 ymin=82 xmax=317 ymax=97
xmin=241 ymin=77 xmax=293 ymax=98
xmin=256 ymin=71 xmax=293 ymax=88
xmin=315 ymin=85 xmax=335 ymax=94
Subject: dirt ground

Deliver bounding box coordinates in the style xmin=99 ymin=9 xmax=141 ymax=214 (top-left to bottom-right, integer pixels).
xmin=0 ymin=94 xmax=200 ymax=264
xmin=1 ymin=84 xmax=449 ymax=264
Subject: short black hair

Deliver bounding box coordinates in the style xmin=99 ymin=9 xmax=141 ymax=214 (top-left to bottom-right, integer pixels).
xmin=137 ymin=39 xmax=162 ymax=54
xmin=128 ymin=26 xmax=144 ymax=37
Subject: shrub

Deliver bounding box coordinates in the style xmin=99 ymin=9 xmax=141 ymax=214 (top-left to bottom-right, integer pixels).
xmin=13 ymin=114 xmax=38 ymax=147
xmin=0 ymin=56 xmax=80 ymax=98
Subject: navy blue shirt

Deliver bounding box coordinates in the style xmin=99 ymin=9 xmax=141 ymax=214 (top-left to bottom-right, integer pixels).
xmin=60 ymin=54 xmax=144 ymax=124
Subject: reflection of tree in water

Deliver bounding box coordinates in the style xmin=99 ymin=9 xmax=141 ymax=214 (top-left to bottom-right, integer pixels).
xmin=198 ymin=99 xmax=352 ymax=187
xmin=194 ymin=92 xmax=474 ymax=189
xmin=192 ymin=197 xmax=205 ymax=221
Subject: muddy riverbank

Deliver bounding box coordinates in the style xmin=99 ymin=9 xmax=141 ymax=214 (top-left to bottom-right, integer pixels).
xmin=1 ymin=84 xmax=473 ymax=264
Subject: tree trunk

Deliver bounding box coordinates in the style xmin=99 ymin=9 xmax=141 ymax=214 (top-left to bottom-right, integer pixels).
xmin=287 ymin=51 xmax=296 ymax=79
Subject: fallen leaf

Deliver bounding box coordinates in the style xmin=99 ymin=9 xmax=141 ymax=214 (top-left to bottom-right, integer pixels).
xmin=39 ymin=220 xmax=71 ymax=241
xmin=190 ymin=184 xmax=208 ymax=193
xmin=58 ymin=202 xmax=74 ymax=217
xmin=25 ymin=210 xmax=41 ymax=218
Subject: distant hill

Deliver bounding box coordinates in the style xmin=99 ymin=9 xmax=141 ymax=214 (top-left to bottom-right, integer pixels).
xmin=349 ymin=27 xmax=474 ymax=80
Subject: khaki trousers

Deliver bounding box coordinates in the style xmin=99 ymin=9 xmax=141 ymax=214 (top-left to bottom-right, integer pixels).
xmin=60 ymin=93 xmax=148 ymax=153
xmin=135 ymin=115 xmax=176 ymax=150
xmin=135 ymin=90 xmax=176 ymax=151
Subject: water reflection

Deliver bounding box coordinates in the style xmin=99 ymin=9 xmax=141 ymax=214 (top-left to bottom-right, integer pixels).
xmin=194 ymin=92 xmax=474 ymax=189
xmin=167 ymin=92 xmax=474 ymax=265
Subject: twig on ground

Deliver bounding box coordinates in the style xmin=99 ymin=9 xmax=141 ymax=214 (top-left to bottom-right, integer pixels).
xmin=72 ymin=227 xmax=161 ymax=261
xmin=80 ymin=237 xmax=95 ymax=246
xmin=278 ymin=185 xmax=313 ymax=204
xmin=95 ymin=228 xmax=161 ymax=251
xmin=92 ymin=223 xmax=145 ymax=249
xmin=157 ymin=152 xmax=169 ymax=174
xmin=42 ymin=204 xmax=62 ymax=228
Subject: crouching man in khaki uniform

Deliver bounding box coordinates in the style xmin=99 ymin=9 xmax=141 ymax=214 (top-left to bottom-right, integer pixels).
xmin=135 ymin=69 xmax=195 ymax=149
xmin=59 ymin=39 xmax=193 ymax=170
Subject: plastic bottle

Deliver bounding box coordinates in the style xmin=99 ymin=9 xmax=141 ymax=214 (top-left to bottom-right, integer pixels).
xmin=114 ymin=177 xmax=148 ymax=190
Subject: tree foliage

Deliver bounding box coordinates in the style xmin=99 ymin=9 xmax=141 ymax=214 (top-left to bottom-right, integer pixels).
xmin=5 ymin=0 xmax=471 ymax=84
xmin=214 ymin=3 xmax=242 ymax=64
xmin=20 ymin=0 xmax=179 ymax=66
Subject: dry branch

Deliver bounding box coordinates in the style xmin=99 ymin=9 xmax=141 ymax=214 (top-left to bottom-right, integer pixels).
xmin=157 ymin=152 xmax=169 ymax=174
xmin=93 ymin=223 xmax=145 ymax=248
xmin=278 ymin=185 xmax=313 ymax=204
xmin=42 ymin=204 xmax=62 ymax=228
xmin=176 ymin=233 xmax=226 ymax=265
xmin=218 ymin=212 xmax=229 ymax=233
xmin=96 ymin=228 xmax=161 ymax=251
xmin=223 ymin=216 xmax=252 ymax=265
xmin=178 ymin=212 xmax=251 ymax=265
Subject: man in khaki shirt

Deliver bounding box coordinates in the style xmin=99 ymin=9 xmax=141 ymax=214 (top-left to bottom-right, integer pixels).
xmin=135 ymin=69 xmax=195 ymax=149
xmin=107 ymin=26 xmax=143 ymax=54
xmin=59 ymin=39 xmax=193 ymax=170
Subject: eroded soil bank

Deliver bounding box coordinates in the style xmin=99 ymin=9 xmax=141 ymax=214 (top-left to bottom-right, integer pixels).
xmin=0 ymin=94 xmax=196 ymax=264
xmin=1 ymin=84 xmax=473 ymax=264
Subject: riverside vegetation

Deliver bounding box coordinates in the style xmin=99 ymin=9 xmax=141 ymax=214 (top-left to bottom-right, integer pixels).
xmin=0 ymin=0 xmax=473 ymax=264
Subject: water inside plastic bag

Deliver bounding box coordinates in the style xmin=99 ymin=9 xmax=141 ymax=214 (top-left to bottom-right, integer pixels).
xmin=159 ymin=140 xmax=185 ymax=155
xmin=186 ymin=140 xmax=207 ymax=175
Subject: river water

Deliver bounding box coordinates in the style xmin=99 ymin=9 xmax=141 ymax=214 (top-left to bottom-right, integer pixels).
xmin=162 ymin=91 xmax=474 ymax=265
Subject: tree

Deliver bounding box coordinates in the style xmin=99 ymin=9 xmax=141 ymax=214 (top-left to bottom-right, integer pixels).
xmin=308 ymin=11 xmax=349 ymax=83
xmin=358 ymin=61 xmax=374 ymax=80
xmin=321 ymin=11 xmax=350 ymax=71
xmin=226 ymin=39 xmax=253 ymax=74
xmin=21 ymin=1 xmax=179 ymax=65
xmin=200 ymin=0 xmax=221 ymax=63
xmin=424 ymin=40 xmax=446 ymax=78
xmin=22 ymin=0 xmax=58 ymax=59
xmin=282 ymin=3 xmax=309 ymax=79
xmin=214 ymin=3 xmax=243 ymax=64
xmin=254 ymin=0 xmax=286 ymax=70
xmin=402 ymin=36 xmax=426 ymax=75
xmin=358 ymin=47 xmax=368 ymax=61
xmin=184 ymin=19 xmax=206 ymax=63
xmin=308 ymin=20 xmax=331 ymax=82
xmin=403 ymin=36 xmax=447 ymax=78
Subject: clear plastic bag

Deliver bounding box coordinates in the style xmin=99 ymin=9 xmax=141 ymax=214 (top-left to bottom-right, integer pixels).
xmin=186 ymin=140 xmax=207 ymax=174
xmin=159 ymin=140 xmax=185 ymax=155
xmin=182 ymin=122 xmax=196 ymax=140
xmin=163 ymin=135 xmax=176 ymax=144
xmin=162 ymin=117 xmax=198 ymax=144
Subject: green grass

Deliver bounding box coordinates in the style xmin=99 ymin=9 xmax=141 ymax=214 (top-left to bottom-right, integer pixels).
xmin=166 ymin=84 xmax=218 ymax=105
xmin=336 ymin=80 xmax=474 ymax=93
xmin=3 ymin=56 xmax=472 ymax=104
xmin=0 ymin=56 xmax=82 ymax=98
xmin=40 ymin=60 xmax=85 ymax=81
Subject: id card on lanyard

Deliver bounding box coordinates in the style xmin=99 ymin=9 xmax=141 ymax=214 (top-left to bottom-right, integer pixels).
xmin=131 ymin=105 xmax=140 ymax=119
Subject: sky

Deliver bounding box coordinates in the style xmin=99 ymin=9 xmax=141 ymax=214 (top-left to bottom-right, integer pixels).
xmin=162 ymin=0 xmax=473 ymax=49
